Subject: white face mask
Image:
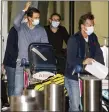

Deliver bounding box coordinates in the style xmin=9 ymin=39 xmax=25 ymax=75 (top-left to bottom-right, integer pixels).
xmin=21 ymin=18 xmax=28 ymax=23
xmin=51 ymin=21 xmax=60 ymax=28
xmin=85 ymin=26 xmax=94 ymax=35
xmin=32 ymin=19 xmax=40 ymax=26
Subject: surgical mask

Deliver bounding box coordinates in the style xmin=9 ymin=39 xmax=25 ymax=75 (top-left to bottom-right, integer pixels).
xmin=51 ymin=21 xmax=60 ymax=28
xmin=85 ymin=26 xmax=94 ymax=35
xmin=32 ymin=19 xmax=40 ymax=26
xmin=21 ymin=18 xmax=28 ymax=23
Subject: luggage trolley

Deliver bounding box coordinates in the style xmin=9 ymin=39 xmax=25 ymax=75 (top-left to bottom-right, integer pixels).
xmin=21 ymin=43 xmax=57 ymax=88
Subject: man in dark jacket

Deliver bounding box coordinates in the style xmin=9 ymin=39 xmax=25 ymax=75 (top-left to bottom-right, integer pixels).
xmin=3 ymin=27 xmax=18 ymax=97
xmin=65 ymin=12 xmax=104 ymax=111
xmin=2 ymin=16 xmax=28 ymax=97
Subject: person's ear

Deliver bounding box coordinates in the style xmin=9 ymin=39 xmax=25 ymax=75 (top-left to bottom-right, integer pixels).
xmin=81 ymin=24 xmax=84 ymax=29
xmin=28 ymin=17 xmax=32 ymax=22
xmin=81 ymin=24 xmax=87 ymax=31
xmin=49 ymin=18 xmax=52 ymax=23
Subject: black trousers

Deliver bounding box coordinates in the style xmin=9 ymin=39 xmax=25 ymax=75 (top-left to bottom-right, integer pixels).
xmin=56 ymin=56 xmax=66 ymax=74
xmin=1 ymin=78 xmax=8 ymax=106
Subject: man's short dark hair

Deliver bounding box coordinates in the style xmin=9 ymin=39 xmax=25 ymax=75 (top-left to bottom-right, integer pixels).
xmin=50 ymin=13 xmax=61 ymax=20
xmin=78 ymin=12 xmax=94 ymax=30
xmin=26 ymin=7 xmax=40 ymax=18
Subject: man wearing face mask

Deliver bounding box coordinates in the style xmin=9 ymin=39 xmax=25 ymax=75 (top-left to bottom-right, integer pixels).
xmin=65 ymin=12 xmax=104 ymax=111
xmin=13 ymin=2 xmax=48 ymax=95
xmin=44 ymin=13 xmax=69 ymax=74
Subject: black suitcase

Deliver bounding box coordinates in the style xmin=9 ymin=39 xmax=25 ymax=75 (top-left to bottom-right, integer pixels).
xmin=28 ymin=43 xmax=57 ymax=74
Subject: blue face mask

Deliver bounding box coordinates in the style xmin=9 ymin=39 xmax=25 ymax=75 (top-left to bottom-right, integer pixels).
xmin=51 ymin=21 xmax=60 ymax=28
xmin=85 ymin=26 xmax=94 ymax=35
xmin=32 ymin=19 xmax=40 ymax=26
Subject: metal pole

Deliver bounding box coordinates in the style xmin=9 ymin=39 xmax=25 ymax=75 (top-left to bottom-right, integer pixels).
xmin=44 ymin=83 xmax=65 ymax=112
xmin=69 ymin=1 xmax=74 ymax=36
xmin=81 ymin=76 xmax=102 ymax=111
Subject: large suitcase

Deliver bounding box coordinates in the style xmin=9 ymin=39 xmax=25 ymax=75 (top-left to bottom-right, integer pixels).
xmin=28 ymin=43 xmax=57 ymax=74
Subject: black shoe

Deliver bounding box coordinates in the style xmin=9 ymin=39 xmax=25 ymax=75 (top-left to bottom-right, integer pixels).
xmin=3 ymin=103 xmax=10 ymax=107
